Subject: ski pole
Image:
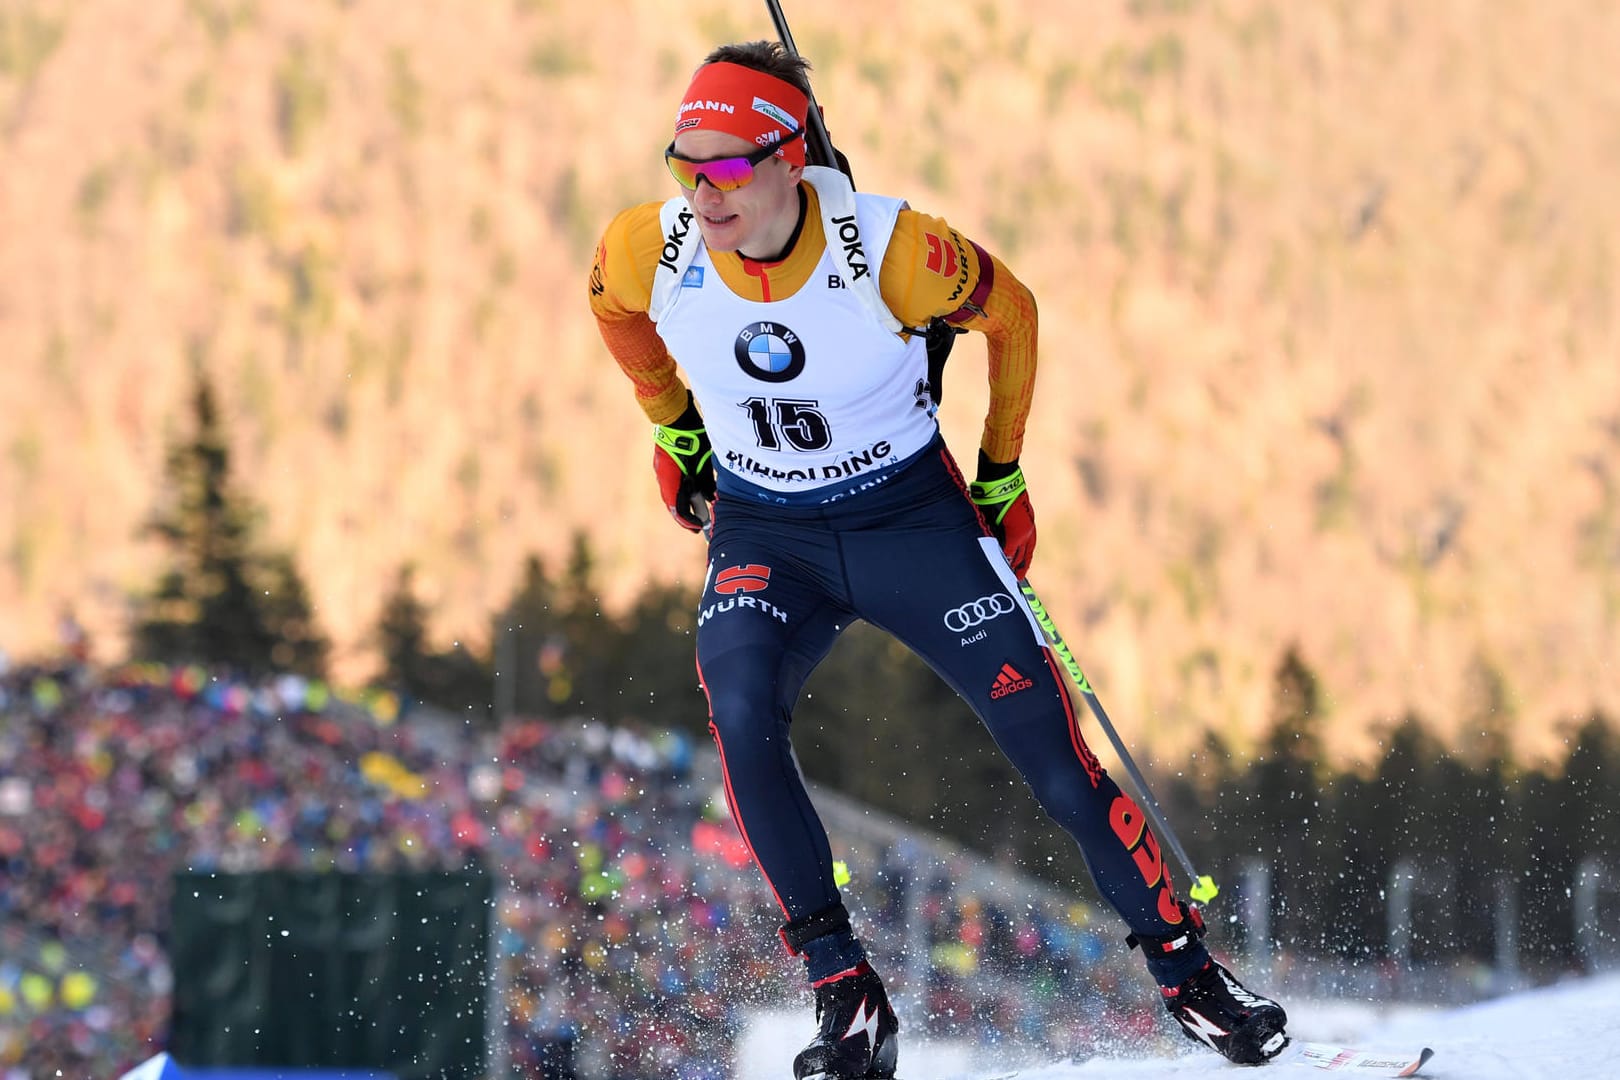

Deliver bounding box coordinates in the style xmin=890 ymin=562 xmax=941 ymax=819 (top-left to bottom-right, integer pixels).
xmin=1018 ymin=579 xmax=1220 ymax=906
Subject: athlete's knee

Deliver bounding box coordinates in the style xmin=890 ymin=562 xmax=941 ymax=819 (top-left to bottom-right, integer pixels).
xmin=1024 ymin=771 xmax=1090 ymax=825
xmin=1018 ymin=753 xmax=1115 ymax=827
xmin=704 ymin=661 xmax=772 ymax=717
xmin=704 ymin=669 xmax=789 ymax=750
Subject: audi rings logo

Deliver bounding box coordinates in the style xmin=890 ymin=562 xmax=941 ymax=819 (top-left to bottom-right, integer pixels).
xmin=943 ymin=593 xmax=1016 ymax=633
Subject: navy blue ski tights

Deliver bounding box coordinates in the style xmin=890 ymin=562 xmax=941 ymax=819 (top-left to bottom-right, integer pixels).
xmin=694 ymin=445 xmax=1209 ymax=989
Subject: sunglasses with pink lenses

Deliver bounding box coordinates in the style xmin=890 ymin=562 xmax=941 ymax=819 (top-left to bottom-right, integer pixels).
xmin=665 ymin=128 xmax=804 ymax=192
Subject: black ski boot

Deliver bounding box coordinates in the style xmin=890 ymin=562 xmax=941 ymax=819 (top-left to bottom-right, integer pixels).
xmin=1130 ymin=904 xmax=1287 ymax=1065
xmin=792 ymin=961 xmax=899 ymax=1080
xmin=1162 ymin=959 xmax=1289 ymax=1065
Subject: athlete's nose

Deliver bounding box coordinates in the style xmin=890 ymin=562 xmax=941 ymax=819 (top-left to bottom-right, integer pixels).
xmin=692 ymin=178 xmax=728 ymax=208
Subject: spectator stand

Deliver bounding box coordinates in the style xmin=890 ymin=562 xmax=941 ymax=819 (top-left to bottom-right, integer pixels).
xmin=1 ymin=663 xmax=1176 ymax=1079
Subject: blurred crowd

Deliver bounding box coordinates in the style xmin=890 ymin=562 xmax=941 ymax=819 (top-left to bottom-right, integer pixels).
xmin=0 ymin=656 xmax=1164 ymax=1079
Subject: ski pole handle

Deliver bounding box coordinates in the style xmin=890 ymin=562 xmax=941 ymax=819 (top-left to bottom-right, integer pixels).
xmin=690 ymin=492 xmax=713 ymax=541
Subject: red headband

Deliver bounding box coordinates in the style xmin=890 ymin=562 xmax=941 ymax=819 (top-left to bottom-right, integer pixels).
xmin=674 ymin=61 xmax=809 ymax=167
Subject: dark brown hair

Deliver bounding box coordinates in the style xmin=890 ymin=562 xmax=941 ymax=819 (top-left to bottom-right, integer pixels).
xmin=701 ymin=40 xmax=812 ymax=96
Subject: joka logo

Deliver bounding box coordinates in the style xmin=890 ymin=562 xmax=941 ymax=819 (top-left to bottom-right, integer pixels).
xmin=828 ymin=214 xmax=870 ymax=280
xmin=924 ymin=233 xmax=958 ymax=278
xmin=988 ymin=662 xmax=1034 ymax=700
xmin=589 ymin=241 xmax=607 ymax=297
xmin=734 ymin=321 xmax=806 ymax=383
xmin=658 ymin=208 xmax=694 ymax=273
xmin=715 ymin=564 xmax=771 ymax=595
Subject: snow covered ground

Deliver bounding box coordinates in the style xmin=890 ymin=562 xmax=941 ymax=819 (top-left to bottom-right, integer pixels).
xmin=738 ymin=971 xmax=1620 ymax=1078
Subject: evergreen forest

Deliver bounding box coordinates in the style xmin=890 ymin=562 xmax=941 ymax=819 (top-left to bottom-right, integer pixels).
xmin=101 ymin=369 xmax=1620 ymax=975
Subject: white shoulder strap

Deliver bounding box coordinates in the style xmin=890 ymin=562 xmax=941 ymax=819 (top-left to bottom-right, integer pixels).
xmin=802 ymin=166 xmax=907 ymax=334
xmin=647 ymin=200 xmax=700 ymax=322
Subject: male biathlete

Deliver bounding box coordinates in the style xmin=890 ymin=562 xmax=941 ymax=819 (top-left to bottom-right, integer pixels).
xmin=589 ymin=40 xmax=1288 ymax=1078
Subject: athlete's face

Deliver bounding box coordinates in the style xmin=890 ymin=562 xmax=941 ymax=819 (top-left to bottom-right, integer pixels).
xmin=670 ymin=129 xmax=803 ymax=259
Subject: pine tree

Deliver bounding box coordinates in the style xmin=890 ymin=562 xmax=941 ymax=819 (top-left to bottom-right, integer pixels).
xmin=132 ymin=369 xmax=328 ymax=676
xmin=1252 ymin=645 xmax=1327 ymax=951
xmin=490 ymin=537 xmax=704 ymax=725
xmin=493 ymin=554 xmax=563 ymax=718
xmin=374 ymin=562 xmax=490 ymax=714
xmin=1564 ymin=713 xmax=1620 ymax=858
xmin=376 ymin=564 xmax=433 ymax=693
xmin=1455 ymin=652 xmax=1523 ymax=963
xmin=1373 ymin=713 xmax=1458 ymax=963
xmin=259 ymin=551 xmax=329 ymax=674
xmin=611 ymin=579 xmax=705 ymax=729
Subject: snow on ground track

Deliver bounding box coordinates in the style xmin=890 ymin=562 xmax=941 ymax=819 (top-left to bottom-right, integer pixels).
xmin=741 ymin=972 xmax=1620 ymax=1078
xmin=954 ymin=971 xmax=1620 ymax=1079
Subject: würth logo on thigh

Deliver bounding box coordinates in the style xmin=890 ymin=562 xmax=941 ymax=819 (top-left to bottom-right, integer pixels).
xmin=988 ymin=662 xmax=1034 ymax=700
xmin=700 ymin=565 xmax=788 ymax=627
xmin=715 ymin=564 xmax=772 ymax=594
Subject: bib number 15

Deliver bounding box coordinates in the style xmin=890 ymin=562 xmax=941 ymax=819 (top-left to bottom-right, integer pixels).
xmin=741 ymin=397 xmax=831 ymax=452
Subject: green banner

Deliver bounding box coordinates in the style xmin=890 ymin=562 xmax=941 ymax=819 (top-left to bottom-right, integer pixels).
xmin=169 ymin=869 xmax=491 ymax=1079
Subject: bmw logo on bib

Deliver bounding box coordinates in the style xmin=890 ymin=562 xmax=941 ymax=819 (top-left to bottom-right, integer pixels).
xmin=734 ymin=321 xmax=806 ymax=383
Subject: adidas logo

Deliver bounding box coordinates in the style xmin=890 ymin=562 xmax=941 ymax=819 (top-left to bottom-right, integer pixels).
xmin=989 ymin=662 xmax=1034 ymax=699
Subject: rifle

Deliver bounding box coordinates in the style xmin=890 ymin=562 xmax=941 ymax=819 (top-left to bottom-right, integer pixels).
xmin=762 ymin=0 xmax=964 ymax=403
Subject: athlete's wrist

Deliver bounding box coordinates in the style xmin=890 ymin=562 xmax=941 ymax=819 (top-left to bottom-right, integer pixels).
xmin=653 ymin=392 xmax=715 ymax=532
xmin=969 ymin=450 xmax=1035 ymax=576
xmin=973 ymin=449 xmax=1021 ymax=483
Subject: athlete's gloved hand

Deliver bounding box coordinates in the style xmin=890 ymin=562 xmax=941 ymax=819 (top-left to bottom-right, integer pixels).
xmin=970 ymin=451 xmax=1036 ymax=577
xmin=653 ymin=394 xmax=715 ymax=533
